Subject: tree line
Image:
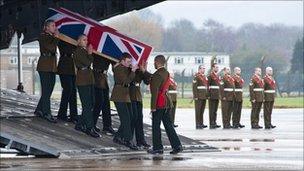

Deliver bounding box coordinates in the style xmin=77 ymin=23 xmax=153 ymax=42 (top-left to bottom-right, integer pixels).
xmin=105 ymin=9 xmax=303 ymax=95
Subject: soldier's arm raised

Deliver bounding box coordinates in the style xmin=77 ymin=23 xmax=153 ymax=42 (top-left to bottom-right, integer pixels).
xmin=38 ymin=34 xmax=58 ymax=52
xmin=143 ymin=71 xmax=152 ymax=85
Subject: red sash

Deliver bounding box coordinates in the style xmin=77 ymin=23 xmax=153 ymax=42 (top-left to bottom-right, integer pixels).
xmin=264 ymin=75 xmax=276 ymax=89
xmin=156 ymin=75 xmax=171 ymax=108
xmin=197 ymin=73 xmax=208 ymax=86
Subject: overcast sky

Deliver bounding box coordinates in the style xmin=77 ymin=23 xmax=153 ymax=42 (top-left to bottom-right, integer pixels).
xmin=145 ymin=1 xmax=303 ymax=28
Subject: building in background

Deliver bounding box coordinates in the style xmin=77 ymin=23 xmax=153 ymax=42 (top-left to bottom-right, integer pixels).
xmin=0 ymin=36 xmax=40 ymax=94
xmin=147 ymin=52 xmax=230 ymax=76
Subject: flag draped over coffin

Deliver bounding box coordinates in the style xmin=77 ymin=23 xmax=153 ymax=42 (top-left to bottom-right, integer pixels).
xmin=47 ymin=7 xmax=153 ymax=64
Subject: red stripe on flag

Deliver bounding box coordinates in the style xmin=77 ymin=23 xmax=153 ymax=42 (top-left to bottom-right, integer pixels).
xmin=121 ymin=39 xmax=140 ymax=61
xmin=87 ymin=26 xmax=103 ymax=50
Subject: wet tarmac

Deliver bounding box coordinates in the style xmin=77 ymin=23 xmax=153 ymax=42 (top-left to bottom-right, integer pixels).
xmin=0 ymin=108 xmax=303 ymax=170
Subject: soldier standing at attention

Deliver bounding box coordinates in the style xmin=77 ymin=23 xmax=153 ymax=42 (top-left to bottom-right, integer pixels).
xmin=129 ymin=62 xmax=152 ymax=149
xmin=168 ymin=72 xmax=178 ymax=128
xmin=250 ymin=67 xmax=264 ymax=129
xmin=34 ymin=20 xmax=59 ymax=123
xmin=263 ymin=67 xmax=276 ymax=129
xmin=192 ymin=65 xmax=208 ymax=129
xmin=232 ymin=67 xmax=245 ymax=128
xmin=73 ymin=34 xmax=100 ymax=138
xmin=111 ymin=53 xmax=138 ymax=150
xmin=92 ymin=55 xmax=116 ymax=135
xmin=56 ymin=40 xmax=78 ymax=123
xmin=147 ymin=55 xmax=182 ymax=155
xmin=208 ymin=63 xmax=221 ymax=129
xmin=220 ymin=67 xmax=235 ymax=129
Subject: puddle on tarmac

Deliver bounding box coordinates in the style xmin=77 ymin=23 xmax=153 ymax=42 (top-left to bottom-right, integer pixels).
xmin=0 ymin=164 xmax=24 ymax=169
xmin=110 ymin=156 xmax=191 ymax=161
xmin=221 ymin=147 xmax=273 ymax=152
xmin=198 ymin=138 xmax=275 ymax=142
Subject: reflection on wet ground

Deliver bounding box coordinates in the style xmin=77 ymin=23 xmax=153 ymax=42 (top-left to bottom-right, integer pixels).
xmin=0 ymin=109 xmax=303 ymax=170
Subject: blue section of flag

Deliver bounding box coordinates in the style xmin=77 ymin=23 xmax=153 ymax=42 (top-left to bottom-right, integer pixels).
xmin=134 ymin=44 xmax=142 ymax=54
xmin=47 ymin=9 xmax=57 ymax=19
xmin=101 ymin=35 xmax=123 ymax=59
xmin=59 ymin=24 xmax=86 ymax=40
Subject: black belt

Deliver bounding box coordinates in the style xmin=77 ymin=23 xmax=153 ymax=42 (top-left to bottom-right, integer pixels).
xmin=77 ymin=66 xmax=91 ymax=71
xmin=41 ymin=52 xmax=56 ymax=57
xmin=115 ymin=83 xmax=130 ymax=88
xmin=61 ymin=53 xmax=72 ymax=57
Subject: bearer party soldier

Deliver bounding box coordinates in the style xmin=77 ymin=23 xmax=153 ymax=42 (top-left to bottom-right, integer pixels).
xmin=35 ymin=19 xmax=59 ymax=123
xmin=129 ymin=62 xmax=152 ymax=148
xmin=92 ymin=54 xmax=116 ymax=135
xmin=56 ymin=40 xmax=78 ymax=123
xmin=73 ymin=34 xmax=100 ymax=138
xmin=111 ymin=53 xmax=138 ymax=150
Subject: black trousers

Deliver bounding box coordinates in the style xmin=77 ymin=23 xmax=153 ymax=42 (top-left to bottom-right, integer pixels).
xmin=131 ymin=101 xmax=147 ymax=144
xmin=170 ymin=101 xmax=177 ymax=124
xmin=93 ymin=87 xmax=112 ymax=129
xmin=152 ymin=108 xmax=181 ymax=150
xmin=36 ymin=71 xmax=56 ymax=116
xmin=77 ymin=85 xmax=95 ymax=129
xmin=232 ymin=101 xmax=243 ymax=126
xmin=114 ymin=102 xmax=133 ymax=141
xmin=208 ymin=99 xmax=219 ymax=126
xmin=58 ymin=74 xmax=78 ymax=119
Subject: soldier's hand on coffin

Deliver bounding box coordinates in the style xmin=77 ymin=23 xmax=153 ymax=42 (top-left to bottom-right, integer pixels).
xmin=87 ymin=44 xmax=93 ymax=54
xmin=251 ymin=99 xmax=256 ymax=103
xmin=139 ymin=63 xmax=146 ymax=72
xmin=140 ymin=62 xmax=148 ymax=72
xmin=54 ymin=29 xmax=59 ymax=38
xmin=131 ymin=64 xmax=138 ymax=72
xmin=222 ymin=97 xmax=226 ymax=101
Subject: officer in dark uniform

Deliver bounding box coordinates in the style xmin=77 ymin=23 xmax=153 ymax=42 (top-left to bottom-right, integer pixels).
xmin=92 ymin=55 xmax=116 ymax=135
xmin=192 ymin=65 xmax=208 ymax=129
xmin=56 ymin=40 xmax=78 ymax=123
xmin=73 ymin=34 xmax=100 ymax=138
xmin=250 ymin=67 xmax=264 ymax=129
xmin=147 ymin=55 xmax=182 ymax=155
xmin=168 ymin=72 xmax=178 ymax=128
xmin=111 ymin=53 xmax=138 ymax=150
xmin=220 ymin=67 xmax=235 ymax=129
xmin=232 ymin=67 xmax=245 ymax=128
xmin=208 ymin=63 xmax=221 ymax=129
xmin=263 ymin=67 xmax=276 ymax=129
xmin=129 ymin=62 xmax=152 ymax=149
xmin=34 ymin=20 xmax=59 ymax=123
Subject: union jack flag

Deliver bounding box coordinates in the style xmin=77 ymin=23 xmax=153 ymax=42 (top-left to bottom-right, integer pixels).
xmin=47 ymin=7 xmax=153 ymax=64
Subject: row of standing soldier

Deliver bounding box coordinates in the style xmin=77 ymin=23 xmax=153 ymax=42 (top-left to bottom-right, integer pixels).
xmin=192 ymin=63 xmax=276 ymax=129
xmin=34 ymin=20 xmax=183 ymax=154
